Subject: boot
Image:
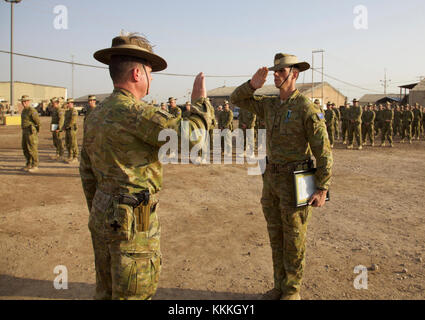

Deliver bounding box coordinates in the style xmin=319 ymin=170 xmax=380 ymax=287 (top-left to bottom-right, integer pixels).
xmin=281 ymin=292 xmax=301 ymax=300
xmin=347 ymin=144 xmax=353 ymax=149
xmin=357 ymin=145 xmax=363 ymax=150
xmin=381 ymin=142 xmax=385 ymax=147
xmin=22 ymin=164 xmax=31 ymax=171
xmin=28 ymin=166 xmax=39 ymax=173
xmin=260 ymin=288 xmax=282 ymax=300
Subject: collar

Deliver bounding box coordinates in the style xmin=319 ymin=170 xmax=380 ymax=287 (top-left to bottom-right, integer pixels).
xmin=280 ymin=89 xmax=300 ymax=105
xmin=113 ymin=87 xmax=138 ymax=102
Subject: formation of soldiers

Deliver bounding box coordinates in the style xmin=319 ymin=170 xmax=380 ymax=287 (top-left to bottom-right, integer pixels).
xmin=17 ymin=94 xmax=97 ymax=173
xmin=321 ymin=99 xmax=425 ymax=150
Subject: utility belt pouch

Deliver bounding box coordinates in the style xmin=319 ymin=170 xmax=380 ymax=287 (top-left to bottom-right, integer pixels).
xmin=106 ymin=197 xmax=134 ymax=241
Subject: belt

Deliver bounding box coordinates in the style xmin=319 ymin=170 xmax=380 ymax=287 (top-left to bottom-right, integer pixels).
xmin=266 ymin=159 xmax=312 ymax=174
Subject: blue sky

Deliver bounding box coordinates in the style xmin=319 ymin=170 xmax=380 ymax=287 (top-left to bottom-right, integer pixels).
xmin=1 ymin=0 xmax=424 ymax=103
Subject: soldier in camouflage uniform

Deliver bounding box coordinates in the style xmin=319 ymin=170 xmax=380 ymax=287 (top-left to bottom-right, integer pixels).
xmin=361 ymin=103 xmax=375 ymax=146
xmin=230 ymin=53 xmax=332 ymax=300
xmin=20 ymin=95 xmax=41 ymax=172
xmin=63 ymin=98 xmax=79 ymax=162
xmin=84 ymin=95 xmax=97 ymax=121
xmin=324 ymin=102 xmax=335 ymax=147
xmin=393 ymin=105 xmax=402 ymax=137
xmin=168 ymin=97 xmax=182 ymax=119
xmin=401 ymin=105 xmax=413 ymax=143
xmin=375 ymin=104 xmax=383 ymax=137
xmin=238 ymin=106 xmax=256 ymax=157
xmin=332 ymin=103 xmax=340 ymax=140
xmin=50 ymin=97 xmax=65 ymax=160
xmin=340 ymin=102 xmax=350 ymax=144
xmin=412 ymin=103 xmax=423 ymax=140
xmin=79 ymin=33 xmax=214 ymax=300
xmin=219 ymin=101 xmax=234 ymax=156
xmin=380 ymin=102 xmax=394 ymax=147
xmin=347 ymin=98 xmax=362 ymax=150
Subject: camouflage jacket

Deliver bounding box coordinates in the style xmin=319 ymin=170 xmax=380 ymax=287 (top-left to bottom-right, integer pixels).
xmin=21 ymin=107 xmax=40 ymax=130
xmin=340 ymin=107 xmax=350 ymax=121
xmin=219 ymin=110 xmax=233 ymax=130
xmin=79 ymin=88 xmax=213 ymax=211
xmin=238 ymin=108 xmax=256 ymax=129
xmin=362 ymin=110 xmax=375 ymax=124
xmin=169 ymin=106 xmax=182 ymax=119
xmin=51 ymin=107 xmax=65 ymax=129
xmin=349 ymin=105 xmax=362 ymax=122
xmin=324 ymin=109 xmax=335 ymax=126
xmin=230 ymin=81 xmax=332 ymax=190
xmin=412 ymin=108 xmax=423 ymax=121
xmin=393 ymin=110 xmax=402 ymax=123
xmin=84 ymin=106 xmax=96 ymax=121
xmin=402 ymin=110 xmax=414 ymax=123
xmin=333 ymin=108 xmax=341 ymax=121
xmin=381 ymin=109 xmax=394 ymax=123
xmin=63 ymin=107 xmax=78 ymax=130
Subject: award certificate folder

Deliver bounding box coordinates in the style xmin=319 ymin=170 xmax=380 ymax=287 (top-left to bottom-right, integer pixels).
xmin=293 ymin=168 xmax=329 ymax=207
xmin=51 ymin=124 xmax=58 ymax=132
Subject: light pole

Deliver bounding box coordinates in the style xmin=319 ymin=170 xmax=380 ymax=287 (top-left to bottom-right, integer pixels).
xmin=5 ymin=0 xmax=22 ymax=113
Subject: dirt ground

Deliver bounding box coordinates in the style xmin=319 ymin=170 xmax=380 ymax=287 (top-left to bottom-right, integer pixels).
xmin=0 ymin=116 xmax=424 ymax=300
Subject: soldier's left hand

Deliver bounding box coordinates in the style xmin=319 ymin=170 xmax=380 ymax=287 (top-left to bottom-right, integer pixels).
xmin=191 ymin=72 xmax=206 ymax=102
xmin=308 ymin=189 xmax=327 ymax=207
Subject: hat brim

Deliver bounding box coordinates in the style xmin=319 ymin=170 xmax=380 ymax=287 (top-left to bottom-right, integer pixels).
xmin=268 ymin=61 xmax=310 ymax=72
xmin=94 ymin=45 xmax=167 ymax=72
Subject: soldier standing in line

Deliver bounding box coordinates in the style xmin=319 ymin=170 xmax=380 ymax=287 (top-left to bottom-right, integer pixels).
xmin=347 ymin=98 xmax=362 ymax=150
xmin=375 ymin=104 xmax=383 ymax=137
xmin=332 ymin=103 xmax=340 ymax=140
xmin=168 ymin=97 xmax=182 ymax=119
xmin=324 ymin=102 xmax=335 ymax=148
xmin=219 ymin=101 xmax=233 ymax=157
xmin=50 ymin=97 xmax=65 ymax=160
xmin=85 ymin=95 xmax=97 ymax=121
xmin=393 ymin=105 xmax=402 ymax=138
xmin=362 ymin=103 xmax=375 ymax=146
xmin=341 ymin=102 xmax=350 ymax=144
xmin=20 ymin=95 xmax=40 ymax=172
xmin=63 ymin=98 xmax=79 ymax=163
xmin=80 ymin=33 xmax=214 ymax=300
xmin=380 ymin=102 xmax=394 ymax=147
xmin=230 ymin=53 xmax=332 ymax=300
xmin=238 ymin=106 xmax=256 ymax=157
xmin=401 ymin=105 xmax=414 ymax=144
xmin=412 ymin=103 xmax=423 ymax=140
xmin=160 ymin=102 xmax=168 ymax=111
xmin=422 ymin=105 xmax=425 ymax=139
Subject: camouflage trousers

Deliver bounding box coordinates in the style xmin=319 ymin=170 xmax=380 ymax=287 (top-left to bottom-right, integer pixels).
xmin=393 ymin=121 xmax=402 ymax=137
xmin=362 ymin=124 xmax=374 ymax=144
xmin=22 ymin=127 xmax=39 ymax=167
xmin=89 ymin=194 xmax=161 ymax=300
xmin=326 ymin=125 xmax=334 ymax=146
xmin=240 ymin=128 xmax=256 ymax=154
xmin=381 ymin=123 xmax=393 ymax=144
xmin=261 ymin=169 xmax=311 ymax=295
xmin=52 ymin=131 xmax=64 ymax=156
xmin=334 ymin=120 xmax=340 ymax=139
xmin=348 ymin=121 xmax=362 ymax=146
xmin=65 ymin=129 xmax=79 ymax=159
xmin=412 ymin=121 xmax=421 ymax=139
xmin=341 ymin=120 xmax=349 ymax=142
xmin=401 ymin=122 xmax=412 ymax=141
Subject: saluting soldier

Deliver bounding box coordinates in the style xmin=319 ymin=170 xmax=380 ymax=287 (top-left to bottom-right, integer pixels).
xmin=63 ymin=98 xmax=79 ymax=162
xmin=230 ymin=53 xmax=332 ymax=300
xmin=20 ymin=95 xmax=41 ymax=172
xmin=347 ymin=98 xmax=362 ymax=150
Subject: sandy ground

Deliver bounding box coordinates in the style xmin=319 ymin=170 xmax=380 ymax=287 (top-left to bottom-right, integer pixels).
xmin=0 ymin=116 xmax=424 ymax=300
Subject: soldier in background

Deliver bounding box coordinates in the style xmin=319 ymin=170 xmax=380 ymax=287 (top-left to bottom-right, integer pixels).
xmin=238 ymin=106 xmax=256 ymax=157
xmin=340 ymin=102 xmax=350 ymax=144
xmin=412 ymin=103 xmax=423 ymax=140
xmin=380 ymin=102 xmax=394 ymax=147
xmin=160 ymin=102 xmax=168 ymax=111
xmin=20 ymin=95 xmax=40 ymax=172
xmin=362 ymin=103 xmax=375 ymax=146
xmin=422 ymin=105 xmax=425 ymax=138
xmin=168 ymin=97 xmax=181 ymax=119
xmin=347 ymin=98 xmax=362 ymax=150
xmin=219 ymin=101 xmax=233 ymax=157
xmin=230 ymin=53 xmax=332 ymax=300
xmin=393 ymin=105 xmax=402 ymax=138
xmin=50 ymin=97 xmax=65 ymax=160
xmin=63 ymin=98 xmax=79 ymax=163
xmin=332 ymin=103 xmax=340 ymax=140
xmin=85 ymin=95 xmax=97 ymax=120
xmin=324 ymin=102 xmax=335 ymax=148
xmin=375 ymin=104 xmax=383 ymax=137
xmin=401 ymin=105 xmax=414 ymax=144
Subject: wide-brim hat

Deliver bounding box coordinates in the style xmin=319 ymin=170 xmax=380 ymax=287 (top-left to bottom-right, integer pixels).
xmin=268 ymin=53 xmax=310 ymax=72
xmin=19 ymin=95 xmax=31 ymax=102
xmin=94 ymin=34 xmax=167 ymax=72
xmin=88 ymin=95 xmax=96 ymax=101
xmin=353 ymin=98 xmax=359 ymax=103
xmin=66 ymin=98 xmax=74 ymax=103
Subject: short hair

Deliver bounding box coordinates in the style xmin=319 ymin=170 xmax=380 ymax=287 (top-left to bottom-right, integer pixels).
xmin=109 ymin=55 xmax=149 ymax=83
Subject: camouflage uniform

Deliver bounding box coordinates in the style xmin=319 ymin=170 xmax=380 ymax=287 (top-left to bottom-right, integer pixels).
xmin=51 ymin=106 xmax=65 ymax=157
xmin=230 ymin=82 xmax=332 ymax=297
xmin=401 ymin=108 xmax=414 ymax=143
xmin=169 ymin=106 xmax=182 ymax=119
xmin=21 ymin=105 xmax=41 ymax=168
xmin=219 ymin=108 xmax=234 ymax=154
xmin=375 ymin=107 xmax=382 ymax=137
xmin=361 ymin=108 xmax=375 ymax=145
xmin=64 ymin=106 xmax=79 ymax=160
xmin=238 ymin=108 xmax=256 ymax=153
xmin=348 ymin=103 xmax=362 ymax=148
xmin=340 ymin=106 xmax=350 ymax=144
xmin=333 ymin=106 xmax=341 ymax=139
xmin=80 ymin=88 xmax=213 ymax=300
xmin=412 ymin=106 xmax=423 ymax=140
xmin=324 ymin=107 xmax=335 ymax=146
xmin=393 ymin=107 xmax=402 ymax=137
xmin=380 ymin=108 xmax=394 ymax=146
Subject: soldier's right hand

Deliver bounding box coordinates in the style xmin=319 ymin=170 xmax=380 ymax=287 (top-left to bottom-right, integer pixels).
xmin=250 ymin=67 xmax=268 ymax=90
